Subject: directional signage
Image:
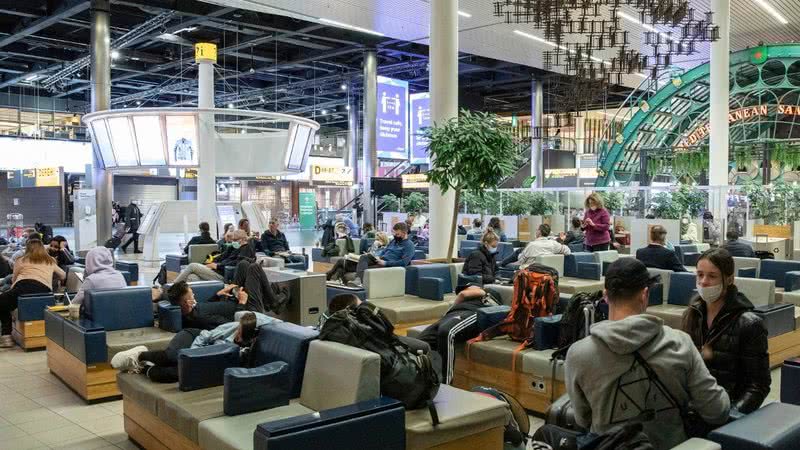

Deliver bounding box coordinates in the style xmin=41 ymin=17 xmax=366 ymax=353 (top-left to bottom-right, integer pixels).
xmin=409 ymin=92 xmax=430 ymax=164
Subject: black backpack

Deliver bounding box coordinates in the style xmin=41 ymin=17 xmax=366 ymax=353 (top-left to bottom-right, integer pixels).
xmin=153 ymin=263 xmax=168 ymax=286
xmin=556 ymin=290 xmax=607 ymax=353
xmin=319 ymin=302 xmax=440 ymax=419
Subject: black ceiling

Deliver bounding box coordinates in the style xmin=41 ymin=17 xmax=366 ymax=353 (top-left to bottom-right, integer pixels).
xmin=0 ymin=0 xmax=634 ymax=131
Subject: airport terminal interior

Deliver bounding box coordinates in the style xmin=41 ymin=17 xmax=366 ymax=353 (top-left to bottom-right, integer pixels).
xmin=4 ymin=0 xmax=800 ymax=449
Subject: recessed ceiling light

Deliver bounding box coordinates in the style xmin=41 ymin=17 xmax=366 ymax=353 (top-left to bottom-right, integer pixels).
xmin=340 ymin=83 xmax=347 ymax=90
xmin=321 ymin=109 xmax=328 ymax=115
xmin=228 ymin=103 xmax=235 ymax=109
xmin=136 ymin=101 xmax=142 ymax=105
xmin=111 ymin=50 xmax=120 ymax=60
xmin=458 ymin=11 xmax=472 ymax=18
xmin=754 ymin=0 xmax=788 ymax=25
xmin=319 ymin=18 xmax=384 ymax=36
xmin=345 ymin=105 xmax=351 ymax=110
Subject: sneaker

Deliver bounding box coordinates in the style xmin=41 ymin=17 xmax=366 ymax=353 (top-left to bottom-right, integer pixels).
xmin=0 ymin=335 xmax=13 ymax=348
xmin=346 ymin=278 xmax=363 ymax=288
xmin=134 ymin=250 xmax=143 ymax=254
xmin=111 ymin=345 xmax=148 ymax=373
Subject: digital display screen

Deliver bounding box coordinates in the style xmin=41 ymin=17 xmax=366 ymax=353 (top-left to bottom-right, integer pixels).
xmin=376 ymin=76 xmax=409 ymax=160
xmin=409 ymin=92 xmax=430 ymax=164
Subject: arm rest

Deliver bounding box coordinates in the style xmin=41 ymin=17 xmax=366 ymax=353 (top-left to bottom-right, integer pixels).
xmin=417 ymin=277 xmax=445 ymax=301
xmin=576 ymin=262 xmax=601 ymax=280
xmin=62 ymin=318 xmax=106 ymax=364
xmin=178 ymin=343 xmax=241 ymax=391
xmin=224 ymin=362 xmax=291 ymax=416
xmin=476 ymin=305 xmax=511 ymax=332
xmin=738 ymin=267 xmax=757 ymax=278
xmin=17 ymin=293 xmax=56 ymax=322
xmin=158 ymin=301 xmax=183 ymax=333
xmin=785 ymin=271 xmax=800 ymax=292
xmin=254 ymin=397 xmax=405 ymax=450
xmin=683 ymin=252 xmax=701 ymax=267
xmin=648 ymin=283 xmax=664 ymax=306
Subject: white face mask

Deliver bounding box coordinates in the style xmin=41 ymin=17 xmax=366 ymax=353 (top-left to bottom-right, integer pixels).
xmin=697 ymin=283 xmax=724 ymax=303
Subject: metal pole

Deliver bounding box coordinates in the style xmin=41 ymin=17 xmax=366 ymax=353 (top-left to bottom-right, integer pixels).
xmin=346 ymin=94 xmax=359 ymax=221
xmin=196 ymin=46 xmax=217 ymax=233
xmin=531 ymin=79 xmax=543 ymax=187
xmin=91 ymin=0 xmax=112 ymax=245
xmin=709 ymin=0 xmax=730 ymax=221
xmin=362 ymin=50 xmax=378 ymax=224
xmin=429 ymin=0 xmax=459 ymax=259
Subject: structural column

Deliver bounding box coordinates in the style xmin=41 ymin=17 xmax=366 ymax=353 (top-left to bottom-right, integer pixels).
xmin=346 ymin=94 xmax=359 ymax=210
xmin=90 ymin=0 xmax=112 ymax=245
xmin=530 ymin=79 xmax=543 ymax=187
xmin=709 ymin=0 xmax=730 ymax=223
xmin=428 ymin=0 xmax=459 ymax=258
xmin=362 ymin=50 xmax=378 ymax=224
xmin=196 ymin=44 xmax=217 ymax=234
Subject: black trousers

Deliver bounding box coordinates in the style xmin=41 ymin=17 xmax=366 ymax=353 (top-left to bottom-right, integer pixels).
xmin=417 ymin=310 xmax=480 ymax=384
xmin=233 ymin=260 xmax=290 ymax=314
xmin=532 ymin=424 xmax=582 ymax=450
xmin=585 ymin=243 xmax=610 ymax=252
xmin=355 ymin=254 xmax=381 ymax=281
xmin=139 ymin=328 xmax=203 ymax=383
xmin=121 ymin=231 xmax=140 ymax=252
xmin=325 ymin=259 xmax=358 ymax=281
xmin=0 ymin=279 xmax=51 ymax=335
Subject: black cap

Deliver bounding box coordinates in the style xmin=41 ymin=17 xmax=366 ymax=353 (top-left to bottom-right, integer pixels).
xmin=605 ymin=258 xmax=660 ymax=296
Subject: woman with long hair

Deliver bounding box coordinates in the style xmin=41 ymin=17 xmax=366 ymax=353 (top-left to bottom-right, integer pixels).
xmin=582 ymin=193 xmax=611 ymax=252
xmin=0 ymin=239 xmax=65 ymax=347
xmin=681 ymin=248 xmax=770 ymax=414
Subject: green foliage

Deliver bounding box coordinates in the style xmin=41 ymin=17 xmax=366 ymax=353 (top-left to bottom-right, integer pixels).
xmin=649 ymin=192 xmax=682 ymax=220
xmin=463 ymin=191 xmax=501 ymax=214
xmin=381 ymin=194 xmax=400 ymax=212
xmin=647 ymin=184 xmax=707 ymax=220
xmin=597 ymin=191 xmax=624 ymax=213
xmin=646 ymin=148 xmax=708 ymax=181
xmin=502 ymin=192 xmax=556 ymax=216
xmin=402 ymin=192 xmax=428 ymax=213
xmin=529 ymin=193 xmax=556 ymax=216
xmin=423 ymin=109 xmax=517 ymax=199
xmin=743 ymin=180 xmax=800 ymax=225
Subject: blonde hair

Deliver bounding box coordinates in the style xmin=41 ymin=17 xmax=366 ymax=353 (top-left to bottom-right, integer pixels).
xmin=585 ymin=192 xmax=604 ymax=210
xmin=21 ymin=239 xmax=55 ymax=266
xmin=374 ymin=232 xmax=390 ymax=247
xmin=481 ymin=230 xmax=499 ymax=246
xmin=232 ymin=230 xmax=249 ymax=243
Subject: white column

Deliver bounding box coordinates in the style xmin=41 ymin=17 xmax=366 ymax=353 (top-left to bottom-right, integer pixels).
xmin=90 ymin=0 xmax=112 ymax=245
xmin=709 ymin=0 xmax=730 ymax=222
xmin=362 ymin=50 xmax=378 ymax=224
xmin=531 ymin=79 xmax=543 ymax=187
xmin=428 ymin=0 xmax=459 ymax=259
xmin=197 ymin=59 xmax=217 ymax=233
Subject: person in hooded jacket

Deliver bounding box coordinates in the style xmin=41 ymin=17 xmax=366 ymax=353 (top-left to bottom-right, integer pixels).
xmin=184 ymin=222 xmax=216 ymax=254
xmin=70 ymin=247 xmax=127 ymax=305
xmin=682 ymin=248 xmax=771 ymax=414
xmin=461 ymin=231 xmax=499 ymax=285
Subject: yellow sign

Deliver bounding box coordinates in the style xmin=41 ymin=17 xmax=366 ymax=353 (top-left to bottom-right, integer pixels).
xmin=401 ymin=173 xmax=430 ymax=189
xmin=311 ymin=165 xmax=353 ymax=185
xmin=35 ymin=167 xmax=60 ymax=187
xmin=195 ymin=43 xmax=217 ymax=63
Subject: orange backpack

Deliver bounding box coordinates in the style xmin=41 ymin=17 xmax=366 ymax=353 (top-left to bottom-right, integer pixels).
xmin=468 ymin=264 xmax=559 ymax=368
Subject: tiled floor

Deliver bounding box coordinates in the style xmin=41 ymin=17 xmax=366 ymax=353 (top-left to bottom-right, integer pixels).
xmin=0 ymin=348 xmax=134 ymax=450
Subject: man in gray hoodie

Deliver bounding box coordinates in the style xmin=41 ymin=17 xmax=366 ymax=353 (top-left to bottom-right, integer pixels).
xmin=564 ymin=258 xmax=730 ymax=449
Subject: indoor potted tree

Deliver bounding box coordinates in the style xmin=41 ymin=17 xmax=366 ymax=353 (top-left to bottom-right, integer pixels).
xmin=424 ymin=109 xmax=517 ymax=261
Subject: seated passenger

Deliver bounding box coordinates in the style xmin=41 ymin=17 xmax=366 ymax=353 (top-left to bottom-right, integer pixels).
xmin=517 ymin=224 xmax=571 ymax=269
xmin=184 ymin=222 xmax=216 ymax=254
xmin=217 ymin=223 xmax=234 ymax=251
xmin=557 ymin=217 xmax=585 ymax=246
xmin=703 ymin=211 xmax=722 ymax=247
xmin=174 ymin=230 xmax=255 ymax=283
xmin=362 ymin=222 xmax=376 ymax=239
xmin=165 ymin=280 xmax=250 ymax=330
xmin=467 ymin=218 xmax=483 ymax=238
xmin=348 ymin=222 xmax=415 ymax=287
xmin=487 ymin=217 xmax=507 ymax=242
xmin=111 ymin=311 xmax=279 ymax=382
xmin=722 ymin=229 xmax=755 ymax=258
xmin=462 ymin=231 xmax=499 ymax=285
xmin=0 ymin=239 xmax=65 ymax=347
xmin=636 ymin=225 xmax=687 ymax=272
xmin=405 ymin=213 xmax=417 ymax=232
xmin=70 ymin=246 xmax=127 ymax=305
xmin=261 ymin=218 xmax=304 ymax=264
xmin=499 ymin=247 xmax=522 ymax=268
xmin=681 ymin=215 xmax=699 ymax=243
xmin=681 ymin=248 xmax=770 ymax=414
xmin=538 ymin=258 xmax=729 ymax=449
xmin=229 ymin=260 xmax=290 ymax=314
xmin=336 ymin=214 xmax=359 ymax=237
xmin=9 ymin=229 xmax=39 ymax=265
xmin=48 ymin=235 xmax=75 ymax=271
xmin=326 ymin=232 xmax=389 ymax=283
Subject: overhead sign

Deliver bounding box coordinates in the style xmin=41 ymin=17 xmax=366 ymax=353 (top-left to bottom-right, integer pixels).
xmin=35 ymin=167 xmax=60 ymax=187
xmin=376 ymin=76 xmax=408 ymax=160
xmin=401 ymin=173 xmax=430 ymax=189
xmin=195 ymin=43 xmax=218 ymax=63
xmin=311 ymin=165 xmax=353 ymax=185
xmin=409 ymin=92 xmax=431 ymax=164
xmin=6 ymin=170 xmax=20 ymax=189
xmin=681 ymin=104 xmax=800 ymax=146
xmin=21 ymin=169 xmax=36 ymax=188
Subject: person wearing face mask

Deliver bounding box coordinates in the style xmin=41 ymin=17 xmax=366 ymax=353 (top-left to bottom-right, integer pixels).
xmin=681 ymin=215 xmax=699 ymax=243
xmin=681 ymin=248 xmax=770 ymax=414
xmin=347 ymin=222 xmax=415 ymax=287
xmin=462 ymin=231 xmax=499 ymax=285
xmin=582 ymin=193 xmax=612 ymax=252
xmin=261 ymin=218 xmax=304 ymax=264
xmin=174 ymin=230 xmax=255 ymax=283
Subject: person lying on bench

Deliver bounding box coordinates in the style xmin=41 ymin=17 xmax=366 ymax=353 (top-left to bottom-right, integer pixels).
xmin=173 ymin=230 xmax=255 ymax=283
xmin=111 ymin=311 xmax=279 ymax=382
xmin=261 ymin=218 xmax=304 ymax=264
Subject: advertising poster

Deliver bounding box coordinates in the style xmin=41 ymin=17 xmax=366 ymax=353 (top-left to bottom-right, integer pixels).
xmin=165 ymin=115 xmax=199 ymax=166
xmin=35 ymin=167 xmax=60 ymax=187
xmin=6 ymin=170 xmax=21 ymax=189
xmin=21 ymin=169 xmax=36 ymax=188
xmin=376 ymin=76 xmax=408 ymax=159
xmin=409 ymin=92 xmax=431 ymax=164
xmin=298 ymin=192 xmax=317 ymax=230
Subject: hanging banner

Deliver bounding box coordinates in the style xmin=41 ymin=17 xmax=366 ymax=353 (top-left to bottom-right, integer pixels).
xmin=298 ymin=192 xmax=317 ymax=230
xmin=409 ymin=92 xmax=430 ymax=164
xmin=376 ymin=76 xmax=408 ymax=160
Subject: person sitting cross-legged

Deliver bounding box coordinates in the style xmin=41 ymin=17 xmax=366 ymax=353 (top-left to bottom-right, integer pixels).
xmin=174 ymin=230 xmax=255 ymax=283
xmin=534 ymin=258 xmax=730 ymax=449
xmin=326 ymin=232 xmax=389 ymax=283
xmin=261 ymin=218 xmax=305 ymax=265
xmin=347 ymin=222 xmax=415 ymax=287
xmin=112 ymin=311 xmax=279 ymax=383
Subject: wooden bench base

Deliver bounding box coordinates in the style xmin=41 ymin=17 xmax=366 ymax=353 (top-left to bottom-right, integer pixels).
xmin=47 ymin=339 xmax=120 ymax=402
xmin=311 ymin=261 xmax=334 ymax=274
xmin=423 ymin=426 xmax=503 ymax=450
xmin=769 ymin=328 xmax=800 ymax=368
xmin=13 ymin=319 xmax=46 ymax=351
xmin=124 ymin=397 xmax=200 ymax=450
xmin=452 ymin=355 xmax=565 ymax=415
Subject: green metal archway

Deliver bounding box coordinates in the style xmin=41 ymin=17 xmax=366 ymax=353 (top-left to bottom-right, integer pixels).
xmin=596 ymin=43 xmax=800 ymax=187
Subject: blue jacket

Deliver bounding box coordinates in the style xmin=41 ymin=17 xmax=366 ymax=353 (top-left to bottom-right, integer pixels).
xmin=343 ymin=218 xmax=359 ymax=236
xmin=382 ymin=237 xmax=415 ymax=267
xmin=191 ymin=311 xmax=281 ymax=348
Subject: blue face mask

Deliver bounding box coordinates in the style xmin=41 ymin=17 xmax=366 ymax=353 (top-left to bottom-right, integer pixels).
xmin=488 ymin=246 xmax=498 ymax=254
xmin=231 ymin=242 xmax=241 ymax=249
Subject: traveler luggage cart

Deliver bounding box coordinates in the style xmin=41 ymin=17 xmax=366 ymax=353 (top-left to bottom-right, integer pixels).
xmin=6 ymin=213 xmax=23 ymax=239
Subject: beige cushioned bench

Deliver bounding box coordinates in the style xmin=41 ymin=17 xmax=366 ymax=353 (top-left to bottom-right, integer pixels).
xmin=106 ymin=327 xmax=174 ymax=363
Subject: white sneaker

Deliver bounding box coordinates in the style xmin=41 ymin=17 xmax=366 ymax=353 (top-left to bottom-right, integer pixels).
xmin=111 ymin=345 xmax=148 ymax=373
xmin=0 ymin=335 xmax=13 ymax=348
